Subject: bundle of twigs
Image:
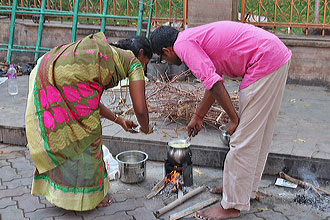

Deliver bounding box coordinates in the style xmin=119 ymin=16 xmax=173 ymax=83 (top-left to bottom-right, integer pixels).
xmin=109 ymin=70 xmax=239 ymax=127
xmin=144 ymin=70 xmax=239 ymax=127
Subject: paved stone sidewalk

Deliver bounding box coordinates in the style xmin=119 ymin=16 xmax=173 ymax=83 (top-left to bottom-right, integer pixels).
xmin=1 ymin=143 xmax=330 ymax=220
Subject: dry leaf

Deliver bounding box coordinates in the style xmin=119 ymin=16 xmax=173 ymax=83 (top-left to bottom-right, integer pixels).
xmin=288 ymin=86 xmax=293 ymax=90
xmin=163 ymin=132 xmax=167 ymax=137
xmin=293 ymin=139 xmax=306 ymax=143
xmin=304 ymin=104 xmax=311 ymax=107
xmin=193 ymin=168 xmax=203 ymax=175
xmin=289 ymin=99 xmax=296 ymax=103
xmin=258 ymin=207 xmax=269 ymax=211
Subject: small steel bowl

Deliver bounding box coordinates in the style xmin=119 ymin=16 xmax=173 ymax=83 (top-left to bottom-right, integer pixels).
xmin=219 ymin=125 xmax=230 ymax=146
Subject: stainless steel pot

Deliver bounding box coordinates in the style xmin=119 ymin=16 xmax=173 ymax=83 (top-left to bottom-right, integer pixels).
xmin=116 ymin=150 xmax=148 ymax=184
xmin=219 ymin=125 xmax=230 ymax=146
xmin=167 ymin=139 xmax=192 ymax=164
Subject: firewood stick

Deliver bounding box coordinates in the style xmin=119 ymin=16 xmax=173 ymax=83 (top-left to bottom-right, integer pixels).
xmin=279 ymin=172 xmax=322 ymax=197
xmin=146 ymin=176 xmax=167 ymax=200
xmin=169 ymin=197 xmax=219 ymax=220
xmin=279 ymin=172 xmax=330 ymax=197
xmin=155 ymin=185 xmax=206 ymax=217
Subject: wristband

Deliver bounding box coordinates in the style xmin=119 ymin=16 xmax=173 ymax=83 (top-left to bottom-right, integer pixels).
xmin=194 ymin=112 xmax=204 ymax=120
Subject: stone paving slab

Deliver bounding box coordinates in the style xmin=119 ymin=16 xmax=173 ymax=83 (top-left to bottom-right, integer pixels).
xmin=1 ymin=76 xmax=330 ymax=180
xmin=0 ymin=143 xmax=330 ymax=220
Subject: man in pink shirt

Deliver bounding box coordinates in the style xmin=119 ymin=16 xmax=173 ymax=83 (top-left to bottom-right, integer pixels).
xmin=151 ymin=21 xmax=291 ymax=219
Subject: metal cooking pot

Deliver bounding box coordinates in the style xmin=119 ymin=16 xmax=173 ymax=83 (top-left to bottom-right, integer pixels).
xmin=167 ymin=139 xmax=192 ymax=164
xmin=219 ymin=125 xmax=230 ymax=146
xmin=116 ymin=150 xmax=148 ymax=184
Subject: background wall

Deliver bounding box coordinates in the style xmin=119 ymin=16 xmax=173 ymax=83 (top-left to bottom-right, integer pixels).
xmin=187 ymin=0 xmax=234 ymax=28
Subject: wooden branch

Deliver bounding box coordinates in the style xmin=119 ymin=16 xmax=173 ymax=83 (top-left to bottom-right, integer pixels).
xmin=155 ymin=185 xmax=206 ymax=217
xmin=169 ymin=197 xmax=219 ymax=220
xmin=279 ymin=172 xmax=330 ymax=197
xmin=146 ymin=176 xmax=167 ymax=200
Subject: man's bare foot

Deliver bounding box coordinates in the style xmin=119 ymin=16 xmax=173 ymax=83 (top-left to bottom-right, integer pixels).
xmin=97 ymin=196 xmax=114 ymax=208
xmin=197 ymin=204 xmax=240 ymax=220
xmin=209 ymin=186 xmax=223 ymax=195
xmin=210 ymin=187 xmax=265 ymax=201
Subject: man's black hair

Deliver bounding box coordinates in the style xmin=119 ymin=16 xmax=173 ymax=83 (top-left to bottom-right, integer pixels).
xmin=150 ymin=26 xmax=179 ymax=55
xmin=110 ymin=36 xmax=153 ymax=59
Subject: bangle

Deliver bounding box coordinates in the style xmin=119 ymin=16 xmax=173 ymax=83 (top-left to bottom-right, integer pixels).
xmin=194 ymin=112 xmax=204 ymax=120
xmin=113 ymin=114 xmax=119 ymax=123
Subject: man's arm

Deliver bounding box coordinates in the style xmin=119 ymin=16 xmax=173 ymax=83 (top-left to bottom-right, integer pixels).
xmin=188 ymin=89 xmax=215 ymax=136
xmin=189 ymin=81 xmax=239 ymax=136
xmin=210 ymin=81 xmax=239 ymax=134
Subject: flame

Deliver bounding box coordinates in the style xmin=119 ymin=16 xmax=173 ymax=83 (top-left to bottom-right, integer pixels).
xmin=166 ymin=166 xmax=181 ymax=192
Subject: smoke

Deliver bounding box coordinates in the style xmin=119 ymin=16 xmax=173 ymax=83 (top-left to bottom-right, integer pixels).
xmin=294 ymin=167 xmax=330 ymax=212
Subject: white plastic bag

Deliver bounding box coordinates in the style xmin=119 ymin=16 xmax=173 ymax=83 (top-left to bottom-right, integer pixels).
xmin=102 ymin=145 xmax=119 ymax=181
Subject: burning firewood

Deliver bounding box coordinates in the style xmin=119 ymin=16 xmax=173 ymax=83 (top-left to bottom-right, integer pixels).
xmin=279 ymin=172 xmax=330 ymax=197
xmin=146 ymin=176 xmax=167 ymax=200
xmin=155 ymin=185 xmax=207 ymax=217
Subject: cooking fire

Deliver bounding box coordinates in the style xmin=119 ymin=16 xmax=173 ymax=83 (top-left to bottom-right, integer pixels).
xmin=166 ymin=166 xmax=184 ymax=193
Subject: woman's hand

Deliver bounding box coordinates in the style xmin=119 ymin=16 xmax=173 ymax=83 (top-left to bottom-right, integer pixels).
xmin=117 ymin=117 xmax=139 ymax=133
xmin=187 ymin=114 xmax=203 ymax=137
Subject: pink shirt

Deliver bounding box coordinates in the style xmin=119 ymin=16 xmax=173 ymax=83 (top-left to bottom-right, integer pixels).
xmin=174 ymin=21 xmax=292 ymax=90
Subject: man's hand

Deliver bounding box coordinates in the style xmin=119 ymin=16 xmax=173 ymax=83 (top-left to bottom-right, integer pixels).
xmin=226 ymin=120 xmax=239 ymax=135
xmin=187 ymin=114 xmax=203 ymax=137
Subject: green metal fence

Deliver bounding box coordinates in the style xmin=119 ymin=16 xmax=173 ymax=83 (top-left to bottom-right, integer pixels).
xmin=0 ymin=0 xmax=155 ymax=64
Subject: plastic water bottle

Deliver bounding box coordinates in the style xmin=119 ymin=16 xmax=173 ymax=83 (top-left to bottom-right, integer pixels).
xmin=7 ymin=64 xmax=18 ymax=95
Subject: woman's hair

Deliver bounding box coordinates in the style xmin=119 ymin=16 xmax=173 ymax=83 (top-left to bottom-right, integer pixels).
xmin=110 ymin=36 xmax=153 ymax=59
xmin=150 ymin=26 xmax=179 ymax=55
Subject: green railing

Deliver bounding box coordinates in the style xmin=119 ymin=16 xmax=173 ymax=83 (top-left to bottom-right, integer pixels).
xmin=0 ymin=0 xmax=155 ymax=64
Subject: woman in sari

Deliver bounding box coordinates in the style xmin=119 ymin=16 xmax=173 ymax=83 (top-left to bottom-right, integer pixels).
xmin=25 ymin=32 xmax=153 ymax=211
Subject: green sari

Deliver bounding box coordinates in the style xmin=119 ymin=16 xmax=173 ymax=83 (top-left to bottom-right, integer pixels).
xmin=25 ymin=32 xmax=145 ymax=211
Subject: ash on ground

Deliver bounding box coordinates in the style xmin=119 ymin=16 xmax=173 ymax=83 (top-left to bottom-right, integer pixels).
xmin=294 ymin=192 xmax=330 ymax=212
xmin=158 ymin=175 xmax=193 ymax=198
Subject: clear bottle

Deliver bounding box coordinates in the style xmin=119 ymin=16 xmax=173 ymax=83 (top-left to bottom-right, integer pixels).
xmin=7 ymin=64 xmax=18 ymax=95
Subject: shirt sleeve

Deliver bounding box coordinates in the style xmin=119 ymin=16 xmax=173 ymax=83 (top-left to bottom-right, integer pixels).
xmin=127 ymin=57 xmax=145 ymax=82
xmin=174 ymin=40 xmax=223 ymax=90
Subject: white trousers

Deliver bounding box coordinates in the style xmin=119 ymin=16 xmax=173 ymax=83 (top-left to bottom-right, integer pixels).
xmin=221 ymin=60 xmax=291 ymax=211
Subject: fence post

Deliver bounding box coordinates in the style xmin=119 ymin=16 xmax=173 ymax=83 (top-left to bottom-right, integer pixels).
xmin=146 ymin=0 xmax=154 ymax=38
xmin=34 ymin=0 xmax=46 ymax=62
xmin=101 ymin=0 xmax=110 ymax=32
xmin=240 ymin=0 xmax=246 ymax=23
xmin=136 ymin=0 xmax=144 ymax=36
xmin=6 ymin=0 xmax=18 ymax=64
xmin=71 ymin=0 xmax=80 ymax=42
xmin=322 ymin=0 xmax=328 ymax=36
xmin=183 ymin=0 xmax=187 ymax=27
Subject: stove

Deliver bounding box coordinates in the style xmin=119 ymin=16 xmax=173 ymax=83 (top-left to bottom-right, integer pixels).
xmin=165 ymin=152 xmax=193 ymax=187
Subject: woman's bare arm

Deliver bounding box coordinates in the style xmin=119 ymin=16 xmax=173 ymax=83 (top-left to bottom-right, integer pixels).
xmin=129 ymin=80 xmax=150 ymax=133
